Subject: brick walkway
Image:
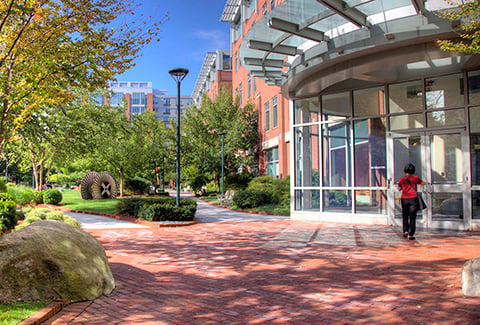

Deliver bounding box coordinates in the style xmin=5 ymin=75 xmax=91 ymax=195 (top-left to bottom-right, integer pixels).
xmin=45 ymin=220 xmax=480 ymax=324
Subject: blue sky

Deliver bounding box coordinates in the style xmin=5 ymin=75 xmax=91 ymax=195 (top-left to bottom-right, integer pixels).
xmin=117 ymin=0 xmax=230 ymax=97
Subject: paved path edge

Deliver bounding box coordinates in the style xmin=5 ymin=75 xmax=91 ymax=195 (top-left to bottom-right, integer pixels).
xmin=18 ymin=300 xmax=66 ymax=325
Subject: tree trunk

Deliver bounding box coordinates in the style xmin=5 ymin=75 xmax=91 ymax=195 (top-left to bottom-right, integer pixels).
xmin=117 ymin=168 xmax=124 ymax=197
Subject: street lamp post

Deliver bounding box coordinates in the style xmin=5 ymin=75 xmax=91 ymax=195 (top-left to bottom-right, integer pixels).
xmin=219 ymin=132 xmax=227 ymax=200
xmin=169 ymin=68 xmax=189 ymax=207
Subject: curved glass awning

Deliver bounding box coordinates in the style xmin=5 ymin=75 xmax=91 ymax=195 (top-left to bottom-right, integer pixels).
xmin=237 ymin=0 xmax=458 ymax=89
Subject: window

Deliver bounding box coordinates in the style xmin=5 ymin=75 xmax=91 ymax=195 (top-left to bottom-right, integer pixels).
xmin=163 ymin=98 xmax=171 ymax=106
xmin=131 ymin=92 xmax=146 ymax=114
xmin=270 ymin=0 xmax=275 ymax=10
xmin=253 ymin=76 xmax=257 ymax=92
xmin=263 ymin=2 xmax=267 ymax=14
xmin=266 ymin=147 xmax=279 ymax=178
xmin=248 ymin=74 xmax=251 ymax=98
xmin=109 ymin=92 xmax=124 ymax=106
xmin=265 ymin=101 xmax=270 ymax=132
xmin=164 ymin=109 xmax=171 ymax=115
xmin=235 ymin=53 xmax=238 ymax=71
xmin=239 ymin=83 xmax=243 ymax=106
xmin=223 ymin=53 xmax=231 ymax=70
xmin=272 ymin=96 xmax=278 ymax=128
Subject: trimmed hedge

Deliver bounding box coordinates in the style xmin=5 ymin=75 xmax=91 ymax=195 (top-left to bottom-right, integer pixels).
xmin=125 ymin=177 xmax=150 ymax=195
xmin=0 ymin=193 xmax=17 ymax=233
xmin=118 ymin=197 xmax=197 ymax=222
xmin=233 ymin=189 xmax=273 ymax=209
xmin=15 ymin=207 xmax=80 ymax=231
xmin=43 ymin=189 xmax=63 ymax=205
xmin=32 ymin=190 xmax=44 ymax=204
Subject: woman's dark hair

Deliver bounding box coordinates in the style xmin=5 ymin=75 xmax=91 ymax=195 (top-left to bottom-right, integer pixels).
xmin=404 ymin=163 xmax=415 ymax=174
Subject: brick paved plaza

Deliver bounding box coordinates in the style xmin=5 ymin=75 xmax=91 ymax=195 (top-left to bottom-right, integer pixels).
xmin=44 ymin=217 xmax=480 ymax=324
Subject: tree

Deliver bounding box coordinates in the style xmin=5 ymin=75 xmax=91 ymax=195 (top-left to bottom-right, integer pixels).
xmin=182 ymin=89 xmax=258 ymax=190
xmin=437 ymin=1 xmax=480 ymax=54
xmin=0 ymin=0 xmax=168 ymax=154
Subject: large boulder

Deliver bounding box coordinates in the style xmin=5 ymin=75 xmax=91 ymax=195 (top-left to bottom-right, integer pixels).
xmin=462 ymin=258 xmax=480 ymax=297
xmin=0 ymin=220 xmax=115 ymax=303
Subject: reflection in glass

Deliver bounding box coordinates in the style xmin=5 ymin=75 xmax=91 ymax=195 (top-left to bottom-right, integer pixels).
xmin=355 ymin=190 xmax=387 ymax=214
xmin=472 ymin=191 xmax=480 ymax=219
xmin=431 ymin=192 xmax=463 ymax=220
xmin=322 ymin=92 xmax=350 ymax=120
xmin=294 ymin=98 xmax=319 ymax=124
xmin=295 ymin=190 xmax=320 ymax=211
xmin=468 ymin=70 xmax=480 ymax=105
xmin=354 ymin=118 xmax=386 ymax=187
xmin=294 ymin=125 xmax=320 ymax=187
xmin=389 ymin=113 xmax=424 ymax=130
xmin=470 ymin=134 xmax=480 ymax=185
xmin=354 ymin=87 xmax=385 ymax=116
xmin=323 ymin=190 xmax=351 ymax=213
xmin=470 ymin=106 xmax=480 ymax=133
xmin=427 ymin=109 xmax=464 ymax=127
xmin=431 ymin=133 xmax=462 ymax=184
xmin=425 ymin=74 xmax=463 ymax=109
xmin=394 ymin=136 xmax=422 ymax=181
xmin=323 ymin=121 xmax=351 ymax=186
xmin=388 ymin=80 xmax=423 ymax=113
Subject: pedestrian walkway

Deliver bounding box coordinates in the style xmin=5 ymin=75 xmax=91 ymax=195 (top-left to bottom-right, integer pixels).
xmin=45 ymin=194 xmax=479 ymax=324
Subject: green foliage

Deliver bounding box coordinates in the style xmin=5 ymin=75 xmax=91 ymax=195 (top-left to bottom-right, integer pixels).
xmin=6 ymin=185 xmax=34 ymax=206
xmin=15 ymin=207 xmax=80 ymax=231
xmin=0 ymin=300 xmax=50 ymax=325
xmin=227 ymin=172 xmax=254 ymax=190
xmin=327 ymin=191 xmax=347 ymax=207
xmin=437 ymin=1 xmax=480 ymax=54
xmin=0 ymin=178 xmax=7 ymax=193
xmin=0 ymin=193 xmax=18 ymax=233
xmin=233 ymin=189 xmax=273 ymax=209
xmin=32 ymin=190 xmax=44 ymax=204
xmin=118 ymin=197 xmax=197 ymax=222
xmin=125 ymin=177 xmax=150 ymax=195
xmin=43 ymin=189 xmax=63 ymax=205
xmin=184 ymin=166 xmax=210 ymax=193
xmin=247 ymin=176 xmax=290 ymax=205
xmin=60 ymin=189 xmax=119 ymax=214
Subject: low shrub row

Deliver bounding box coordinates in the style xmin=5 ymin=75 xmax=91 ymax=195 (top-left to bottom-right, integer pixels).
xmin=117 ymin=197 xmax=197 ymax=222
xmin=232 ymin=176 xmax=290 ymax=209
xmin=0 ymin=193 xmax=17 ymax=233
xmin=15 ymin=207 xmax=80 ymax=231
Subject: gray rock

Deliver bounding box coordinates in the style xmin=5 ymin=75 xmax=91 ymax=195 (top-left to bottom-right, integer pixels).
xmin=462 ymin=258 xmax=480 ymax=297
xmin=0 ymin=220 xmax=115 ymax=303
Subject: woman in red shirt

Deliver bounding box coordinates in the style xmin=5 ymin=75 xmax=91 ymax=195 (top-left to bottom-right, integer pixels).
xmin=398 ymin=163 xmax=426 ymax=240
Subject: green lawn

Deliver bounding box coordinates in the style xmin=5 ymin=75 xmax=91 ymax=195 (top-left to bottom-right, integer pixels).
xmin=0 ymin=300 xmax=49 ymax=325
xmin=60 ymin=190 xmax=120 ymax=214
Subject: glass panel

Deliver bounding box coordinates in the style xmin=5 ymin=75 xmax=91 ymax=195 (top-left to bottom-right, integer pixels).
xmin=353 ymin=87 xmax=385 ymax=116
xmin=355 ymin=190 xmax=387 ymax=215
xmin=470 ymin=134 xmax=480 ymax=185
xmin=394 ymin=191 xmax=402 ymax=219
xmin=425 ymin=74 xmax=463 ymax=109
xmin=323 ymin=121 xmax=351 ymax=187
xmin=431 ymin=133 xmax=462 ymax=184
xmin=472 ymin=191 xmax=480 ymax=219
xmin=468 ymin=70 xmax=480 ymax=105
xmin=427 ymin=109 xmax=464 ymax=127
xmin=394 ymin=136 xmax=423 ymax=181
xmin=294 ymin=98 xmax=319 ymax=124
xmin=295 ymin=190 xmax=320 ymax=211
xmin=470 ymin=106 xmax=480 ymax=133
xmin=322 ymin=92 xmax=351 ymax=120
xmin=432 ymin=192 xmax=463 ymax=220
xmin=354 ymin=118 xmax=386 ymax=187
xmin=294 ymin=126 xmax=320 ymax=187
xmin=323 ymin=190 xmax=352 ymax=213
xmin=388 ymin=80 xmax=423 ymax=114
xmin=389 ymin=113 xmax=424 ymax=130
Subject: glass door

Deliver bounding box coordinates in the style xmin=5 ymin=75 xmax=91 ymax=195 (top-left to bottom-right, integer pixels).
xmin=388 ymin=129 xmax=471 ymax=231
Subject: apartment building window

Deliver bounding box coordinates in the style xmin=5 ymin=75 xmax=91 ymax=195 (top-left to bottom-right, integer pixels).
xmin=236 ymin=88 xmax=238 ymax=101
xmin=131 ymin=92 xmax=146 ymax=114
xmin=263 ymin=2 xmax=267 ymax=14
xmin=272 ymin=96 xmax=278 ymax=128
xmin=254 ymin=76 xmax=257 ymax=92
xmin=235 ymin=53 xmax=238 ymax=72
xmin=265 ymin=101 xmax=270 ymax=132
xmin=109 ymin=92 xmax=124 ymax=106
xmin=223 ymin=53 xmax=231 ymax=70
xmin=239 ymin=83 xmax=243 ymax=106
xmin=164 ymin=109 xmax=171 ymax=115
xmin=248 ymin=74 xmax=251 ymax=98
xmin=266 ymin=147 xmax=279 ymax=178
xmin=163 ymin=98 xmax=171 ymax=106
xmin=270 ymin=0 xmax=275 ymax=10
xmin=91 ymin=93 xmax=104 ymax=106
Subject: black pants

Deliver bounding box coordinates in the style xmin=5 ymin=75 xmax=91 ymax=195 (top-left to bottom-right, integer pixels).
xmin=401 ymin=197 xmax=419 ymax=236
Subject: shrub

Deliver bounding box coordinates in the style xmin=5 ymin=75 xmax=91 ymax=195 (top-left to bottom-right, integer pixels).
xmin=118 ymin=197 xmax=196 ymax=222
xmin=15 ymin=208 xmax=80 ymax=231
xmin=32 ymin=190 xmax=44 ymax=204
xmin=246 ymin=176 xmax=290 ymax=206
xmin=0 ymin=193 xmax=17 ymax=233
xmin=233 ymin=189 xmax=273 ymax=209
xmin=227 ymin=172 xmax=253 ymax=191
xmin=7 ymin=185 xmax=34 ymax=206
xmin=43 ymin=189 xmax=63 ymax=205
xmin=0 ymin=178 xmax=7 ymax=193
xmin=125 ymin=177 xmax=150 ymax=195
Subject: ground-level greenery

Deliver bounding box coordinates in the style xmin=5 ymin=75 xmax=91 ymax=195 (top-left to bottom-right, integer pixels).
xmin=0 ymin=300 xmax=50 ymax=325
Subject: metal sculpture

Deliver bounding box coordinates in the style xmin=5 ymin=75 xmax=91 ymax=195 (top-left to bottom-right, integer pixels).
xmin=80 ymin=171 xmax=118 ymax=200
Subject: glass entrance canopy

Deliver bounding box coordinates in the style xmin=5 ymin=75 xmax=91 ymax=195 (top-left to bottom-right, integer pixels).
xmin=229 ymin=0 xmax=461 ymax=95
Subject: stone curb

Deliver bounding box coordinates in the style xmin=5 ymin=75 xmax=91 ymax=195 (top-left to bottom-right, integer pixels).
xmin=18 ymin=300 xmax=66 ymax=325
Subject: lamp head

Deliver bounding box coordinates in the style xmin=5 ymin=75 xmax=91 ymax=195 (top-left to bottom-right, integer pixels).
xmin=218 ymin=131 xmax=227 ymax=136
xmin=169 ymin=68 xmax=189 ymax=82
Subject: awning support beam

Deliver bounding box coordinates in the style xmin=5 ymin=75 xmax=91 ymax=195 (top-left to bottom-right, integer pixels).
xmin=268 ymin=17 xmax=325 ymax=42
xmin=316 ymin=0 xmax=370 ymax=28
xmin=248 ymin=40 xmax=301 ymax=56
xmin=410 ymin=0 xmax=426 ymax=14
xmin=244 ymin=57 xmax=286 ymax=68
